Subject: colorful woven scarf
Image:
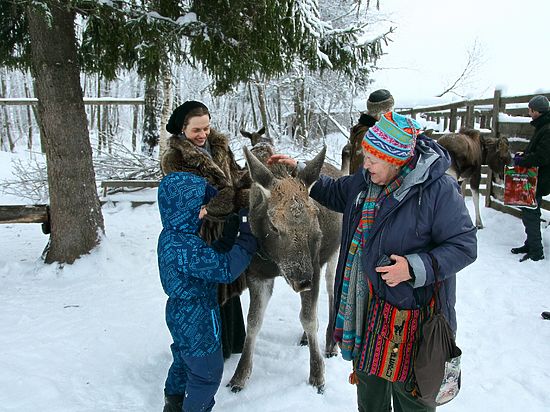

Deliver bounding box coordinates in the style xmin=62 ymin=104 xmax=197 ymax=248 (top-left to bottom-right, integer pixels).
xmin=334 ymin=159 xmax=415 ymax=361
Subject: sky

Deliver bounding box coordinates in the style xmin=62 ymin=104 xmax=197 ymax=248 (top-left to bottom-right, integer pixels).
xmin=1 ymin=136 xmax=549 ymax=411
xmin=367 ymin=0 xmax=550 ymax=108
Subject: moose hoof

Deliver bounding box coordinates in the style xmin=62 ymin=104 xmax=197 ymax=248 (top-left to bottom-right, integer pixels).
xmin=316 ymin=384 xmax=325 ymax=394
xmin=299 ymin=331 xmax=308 ymax=346
xmin=227 ymin=382 xmax=243 ymax=393
xmin=324 ymin=350 xmax=338 ymax=358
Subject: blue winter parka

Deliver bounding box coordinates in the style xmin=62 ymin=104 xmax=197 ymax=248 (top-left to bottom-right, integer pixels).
xmin=157 ymin=172 xmax=256 ymax=356
xmin=311 ymin=136 xmax=477 ymax=334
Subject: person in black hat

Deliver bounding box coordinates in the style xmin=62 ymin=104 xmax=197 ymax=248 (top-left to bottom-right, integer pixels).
xmin=160 ymin=101 xmax=249 ymax=380
xmin=510 ymin=95 xmax=550 ymax=262
xmin=347 ymin=89 xmax=395 ymax=173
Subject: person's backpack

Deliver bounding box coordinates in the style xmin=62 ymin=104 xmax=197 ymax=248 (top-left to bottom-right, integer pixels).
xmin=410 ymin=254 xmax=462 ymax=407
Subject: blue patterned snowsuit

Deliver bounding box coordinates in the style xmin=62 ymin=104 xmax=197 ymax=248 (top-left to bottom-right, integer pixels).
xmin=157 ymin=172 xmax=256 ymax=412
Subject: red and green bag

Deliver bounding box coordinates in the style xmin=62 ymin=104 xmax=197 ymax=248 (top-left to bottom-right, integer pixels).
xmin=355 ymin=283 xmax=433 ymax=382
xmin=503 ymin=165 xmax=538 ymax=208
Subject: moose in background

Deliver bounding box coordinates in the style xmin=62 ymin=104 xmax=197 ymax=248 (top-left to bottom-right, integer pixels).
xmin=437 ymin=128 xmax=512 ymax=228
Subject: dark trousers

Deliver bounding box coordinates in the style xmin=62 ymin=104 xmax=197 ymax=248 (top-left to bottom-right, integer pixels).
xmin=521 ymin=195 xmax=543 ymax=254
xmin=165 ymin=346 xmax=223 ymax=412
xmin=220 ymin=295 xmax=246 ymax=359
xmin=356 ymin=371 xmax=435 ymax=412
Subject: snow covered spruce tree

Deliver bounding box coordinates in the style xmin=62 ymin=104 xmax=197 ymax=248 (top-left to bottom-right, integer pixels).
xmin=0 ymin=0 xmax=388 ymax=264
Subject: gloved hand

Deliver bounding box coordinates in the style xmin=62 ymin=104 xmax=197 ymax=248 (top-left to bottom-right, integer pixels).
xmin=513 ymin=152 xmax=523 ymax=166
xmin=211 ymin=213 xmax=240 ymax=253
xmin=238 ymin=208 xmax=252 ymax=235
xmin=235 ymin=208 xmax=257 ymax=255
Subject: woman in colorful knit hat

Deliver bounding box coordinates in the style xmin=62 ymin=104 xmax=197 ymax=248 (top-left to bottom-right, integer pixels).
xmin=348 ymin=89 xmax=395 ymax=173
xmin=269 ymin=111 xmax=477 ymax=411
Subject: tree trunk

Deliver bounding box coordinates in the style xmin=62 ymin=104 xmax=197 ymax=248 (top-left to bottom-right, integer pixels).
xmin=0 ymin=69 xmax=14 ymax=152
xmin=248 ymin=82 xmax=258 ymax=129
xmin=158 ymin=63 xmax=173 ymax=159
xmin=294 ymin=77 xmax=307 ymax=145
xmin=27 ymin=1 xmax=104 ymax=264
xmin=255 ymin=81 xmax=269 ymax=139
xmin=23 ymin=73 xmax=34 ymax=151
xmin=142 ymin=74 xmax=159 ymax=155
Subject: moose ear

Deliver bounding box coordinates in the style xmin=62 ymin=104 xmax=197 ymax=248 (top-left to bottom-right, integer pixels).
xmin=240 ymin=130 xmax=252 ymax=139
xmin=258 ymin=126 xmax=265 ymax=135
xmin=298 ymin=146 xmax=326 ymax=190
xmin=243 ymin=145 xmax=275 ymax=190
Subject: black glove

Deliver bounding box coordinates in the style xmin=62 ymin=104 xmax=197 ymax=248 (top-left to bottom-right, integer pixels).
xmin=211 ymin=213 xmax=240 ymax=253
xmin=238 ymin=208 xmax=252 ymax=235
xmin=235 ymin=208 xmax=257 ymax=255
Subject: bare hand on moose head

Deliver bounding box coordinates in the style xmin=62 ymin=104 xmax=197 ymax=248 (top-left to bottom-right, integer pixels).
xmin=267 ymin=154 xmax=298 ymax=168
xmin=376 ymin=254 xmax=413 ymax=287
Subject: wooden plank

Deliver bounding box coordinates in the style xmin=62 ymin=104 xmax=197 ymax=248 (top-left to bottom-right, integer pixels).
xmin=0 ymin=97 xmax=145 ymax=106
xmin=101 ymin=179 xmax=160 ymax=197
xmin=499 ymin=122 xmax=532 ymax=138
xmin=100 ymin=200 xmax=156 ymax=207
xmin=488 ymin=200 xmax=523 ymax=219
xmin=101 ymin=179 xmax=160 ymax=188
xmin=0 ymin=205 xmax=49 ymax=224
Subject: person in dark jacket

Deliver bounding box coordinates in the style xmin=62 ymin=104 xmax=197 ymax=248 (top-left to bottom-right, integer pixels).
xmin=347 ymin=89 xmax=395 ymax=173
xmin=157 ymin=172 xmax=257 ymax=412
xmin=162 ymin=101 xmax=249 ymax=360
xmin=511 ymin=95 xmax=550 ymax=262
xmin=270 ymin=112 xmax=477 ymax=411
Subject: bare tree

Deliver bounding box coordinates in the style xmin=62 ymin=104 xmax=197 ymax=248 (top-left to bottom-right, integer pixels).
xmin=436 ymin=40 xmax=485 ymax=98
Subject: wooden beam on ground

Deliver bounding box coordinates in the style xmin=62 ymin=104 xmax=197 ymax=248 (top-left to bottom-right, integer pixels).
xmin=101 ymin=179 xmax=160 ymax=197
xmin=0 ymin=205 xmax=49 ymax=224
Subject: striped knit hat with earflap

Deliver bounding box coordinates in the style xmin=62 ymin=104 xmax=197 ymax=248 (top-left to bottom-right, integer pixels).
xmin=362 ymin=112 xmax=421 ymax=166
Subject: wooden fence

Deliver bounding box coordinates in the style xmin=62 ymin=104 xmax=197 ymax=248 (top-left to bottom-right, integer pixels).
xmin=397 ymin=89 xmax=550 ymax=219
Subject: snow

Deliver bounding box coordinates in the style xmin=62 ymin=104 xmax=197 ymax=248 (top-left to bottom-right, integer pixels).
xmin=1 ymin=137 xmax=550 ymax=411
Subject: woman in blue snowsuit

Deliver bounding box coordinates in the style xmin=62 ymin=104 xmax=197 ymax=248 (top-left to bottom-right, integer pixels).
xmin=157 ymin=172 xmax=257 ymax=412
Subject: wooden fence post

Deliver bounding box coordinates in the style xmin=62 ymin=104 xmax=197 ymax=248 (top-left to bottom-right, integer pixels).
xmin=491 ymin=89 xmax=502 ymax=138
xmin=449 ymin=107 xmax=457 ymax=132
xmin=465 ymin=105 xmax=475 ymax=128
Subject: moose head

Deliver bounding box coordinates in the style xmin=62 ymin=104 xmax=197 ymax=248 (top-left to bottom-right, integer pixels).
xmin=243 ymin=145 xmax=326 ymax=293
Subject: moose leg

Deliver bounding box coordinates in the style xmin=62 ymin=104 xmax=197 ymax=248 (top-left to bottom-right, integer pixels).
xmin=324 ymin=251 xmax=338 ymax=358
xmin=228 ymin=276 xmax=274 ymax=392
xmin=470 ymin=172 xmax=483 ymax=229
xmin=299 ymin=269 xmax=325 ymax=392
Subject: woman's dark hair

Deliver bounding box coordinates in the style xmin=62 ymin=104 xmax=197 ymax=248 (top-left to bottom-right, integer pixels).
xmin=183 ymin=106 xmax=211 ymax=127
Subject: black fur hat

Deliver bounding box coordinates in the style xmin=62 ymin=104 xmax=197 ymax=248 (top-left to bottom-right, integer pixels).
xmin=366 ymin=89 xmax=394 ymax=117
xmin=166 ymin=101 xmax=210 ymax=135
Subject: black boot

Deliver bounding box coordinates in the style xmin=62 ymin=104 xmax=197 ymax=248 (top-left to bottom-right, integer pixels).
xmin=542 ymin=312 xmax=550 ymax=320
xmin=163 ymin=392 xmax=183 ymax=412
xmin=519 ymin=251 xmax=545 ymax=262
xmin=511 ymin=245 xmax=529 ymax=254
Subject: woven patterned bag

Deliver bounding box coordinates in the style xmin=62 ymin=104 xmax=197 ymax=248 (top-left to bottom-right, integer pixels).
xmin=356 ymin=284 xmax=433 ymax=382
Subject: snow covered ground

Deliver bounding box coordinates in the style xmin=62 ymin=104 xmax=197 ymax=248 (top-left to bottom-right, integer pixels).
xmin=1 ymin=144 xmax=549 ymax=411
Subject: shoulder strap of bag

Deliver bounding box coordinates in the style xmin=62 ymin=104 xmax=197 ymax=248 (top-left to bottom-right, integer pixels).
xmin=427 ymin=252 xmax=443 ymax=313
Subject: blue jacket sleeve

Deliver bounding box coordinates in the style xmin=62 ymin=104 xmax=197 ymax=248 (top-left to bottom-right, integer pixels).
xmin=309 ymin=173 xmax=355 ymax=213
xmin=405 ymin=175 xmax=477 ymax=287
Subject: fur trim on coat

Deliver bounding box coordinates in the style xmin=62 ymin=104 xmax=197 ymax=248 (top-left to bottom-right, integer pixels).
xmin=161 ymin=129 xmax=248 ymax=217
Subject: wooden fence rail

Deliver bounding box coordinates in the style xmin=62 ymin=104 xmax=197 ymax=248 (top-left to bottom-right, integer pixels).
xmin=397 ymin=89 xmax=550 ymax=219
